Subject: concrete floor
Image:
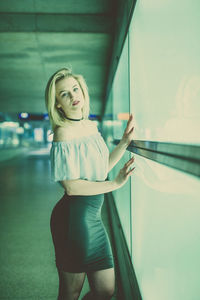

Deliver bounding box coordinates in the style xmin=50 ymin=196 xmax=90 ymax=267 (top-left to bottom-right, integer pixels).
xmin=0 ymin=146 xmax=117 ymax=299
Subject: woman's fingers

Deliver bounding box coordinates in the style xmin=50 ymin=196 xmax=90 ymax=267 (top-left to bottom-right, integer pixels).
xmin=124 ymin=114 xmax=134 ymax=134
xmin=122 ymin=157 xmax=135 ymax=178
xmin=126 ymin=167 xmax=135 ymax=176
xmin=124 ymin=157 xmax=134 ymax=169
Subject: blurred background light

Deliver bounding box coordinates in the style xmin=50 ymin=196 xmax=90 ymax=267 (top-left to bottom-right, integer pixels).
xmin=23 ymin=123 xmax=31 ymax=130
xmin=118 ymin=112 xmax=130 ymax=120
xmin=1 ymin=122 xmax=19 ymax=128
xmin=34 ymin=128 xmax=44 ymax=142
xmin=19 ymin=112 xmax=29 ymax=119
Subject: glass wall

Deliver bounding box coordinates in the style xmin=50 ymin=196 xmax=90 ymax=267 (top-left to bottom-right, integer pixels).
xmin=103 ymin=0 xmax=200 ymax=299
xmin=129 ymin=0 xmax=200 ymax=144
xmin=104 ymin=37 xmax=133 ymax=251
xmin=131 ymin=156 xmax=200 ymax=300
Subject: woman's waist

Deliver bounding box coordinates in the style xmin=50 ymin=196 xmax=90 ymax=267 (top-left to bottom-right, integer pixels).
xmin=53 ymin=193 xmax=104 ymax=215
xmin=63 ymin=192 xmax=104 ymax=203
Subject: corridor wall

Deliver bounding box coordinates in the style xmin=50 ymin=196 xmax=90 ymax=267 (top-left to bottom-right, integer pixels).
xmin=103 ymin=0 xmax=200 ymax=299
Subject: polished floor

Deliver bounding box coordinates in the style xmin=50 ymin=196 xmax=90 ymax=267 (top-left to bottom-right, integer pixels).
xmin=0 ymin=146 xmax=117 ymax=299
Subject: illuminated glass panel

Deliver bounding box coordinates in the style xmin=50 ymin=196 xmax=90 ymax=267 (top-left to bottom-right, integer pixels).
xmin=129 ymin=0 xmax=200 ymax=144
xmin=131 ymin=155 xmax=200 ymax=299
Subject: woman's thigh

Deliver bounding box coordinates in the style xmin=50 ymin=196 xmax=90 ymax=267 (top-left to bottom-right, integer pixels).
xmin=58 ymin=269 xmax=86 ymax=300
xmin=87 ymin=268 xmax=115 ymax=299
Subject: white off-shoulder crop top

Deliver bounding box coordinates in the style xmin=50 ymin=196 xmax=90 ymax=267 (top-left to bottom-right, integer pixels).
xmin=50 ymin=131 xmax=109 ymax=182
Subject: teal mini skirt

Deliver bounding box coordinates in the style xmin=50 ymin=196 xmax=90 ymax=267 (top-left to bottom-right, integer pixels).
xmin=50 ymin=192 xmax=114 ymax=273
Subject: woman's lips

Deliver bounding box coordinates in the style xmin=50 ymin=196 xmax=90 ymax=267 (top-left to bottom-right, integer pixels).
xmin=72 ymin=101 xmax=80 ymax=106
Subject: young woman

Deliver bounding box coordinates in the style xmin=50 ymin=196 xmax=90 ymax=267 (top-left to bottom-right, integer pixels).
xmin=45 ymin=67 xmax=135 ymax=300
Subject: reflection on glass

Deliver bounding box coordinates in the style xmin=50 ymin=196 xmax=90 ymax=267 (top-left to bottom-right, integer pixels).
xmin=131 ymin=155 xmax=200 ymax=300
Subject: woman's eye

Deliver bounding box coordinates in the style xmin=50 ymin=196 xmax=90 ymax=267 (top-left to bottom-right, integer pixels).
xmin=74 ymin=87 xmax=79 ymax=92
xmin=61 ymin=93 xmax=68 ymax=98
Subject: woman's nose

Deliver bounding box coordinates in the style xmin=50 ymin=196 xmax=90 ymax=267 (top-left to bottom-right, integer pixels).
xmin=69 ymin=92 xmax=74 ymax=99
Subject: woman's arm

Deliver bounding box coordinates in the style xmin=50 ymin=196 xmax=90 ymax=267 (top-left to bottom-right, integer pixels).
xmin=60 ymin=156 xmax=135 ymax=196
xmin=108 ymin=114 xmax=134 ymax=172
xmin=108 ymin=141 xmax=128 ymax=172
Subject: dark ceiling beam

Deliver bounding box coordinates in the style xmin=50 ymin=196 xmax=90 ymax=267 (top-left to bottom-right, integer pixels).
xmin=0 ymin=13 xmax=113 ymax=33
xmin=101 ymin=0 xmax=138 ymax=118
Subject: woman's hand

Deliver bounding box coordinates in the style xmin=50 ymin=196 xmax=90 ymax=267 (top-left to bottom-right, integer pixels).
xmin=114 ymin=156 xmax=135 ymax=187
xmin=120 ymin=113 xmax=134 ymax=148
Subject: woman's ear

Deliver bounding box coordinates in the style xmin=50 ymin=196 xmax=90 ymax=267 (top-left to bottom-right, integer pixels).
xmin=56 ymin=100 xmax=61 ymax=109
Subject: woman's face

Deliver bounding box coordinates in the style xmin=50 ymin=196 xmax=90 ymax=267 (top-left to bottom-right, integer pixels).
xmin=55 ymin=76 xmax=85 ymax=118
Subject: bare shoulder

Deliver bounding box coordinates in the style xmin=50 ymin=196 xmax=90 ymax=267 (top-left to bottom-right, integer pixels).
xmin=53 ymin=126 xmax=72 ymax=141
xmin=84 ymin=119 xmax=98 ymax=133
xmin=53 ymin=120 xmax=98 ymax=141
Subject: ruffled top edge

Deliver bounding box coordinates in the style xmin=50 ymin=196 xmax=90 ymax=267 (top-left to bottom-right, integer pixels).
xmin=51 ymin=131 xmax=101 ymax=145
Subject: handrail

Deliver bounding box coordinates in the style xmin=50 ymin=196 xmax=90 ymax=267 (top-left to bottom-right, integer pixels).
xmin=113 ymin=139 xmax=200 ymax=178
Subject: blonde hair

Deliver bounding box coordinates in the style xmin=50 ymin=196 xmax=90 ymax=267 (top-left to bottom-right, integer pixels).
xmin=45 ymin=67 xmax=90 ymax=132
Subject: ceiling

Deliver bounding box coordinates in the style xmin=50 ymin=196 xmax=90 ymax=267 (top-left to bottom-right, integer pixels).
xmin=0 ymin=0 xmax=116 ymax=116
